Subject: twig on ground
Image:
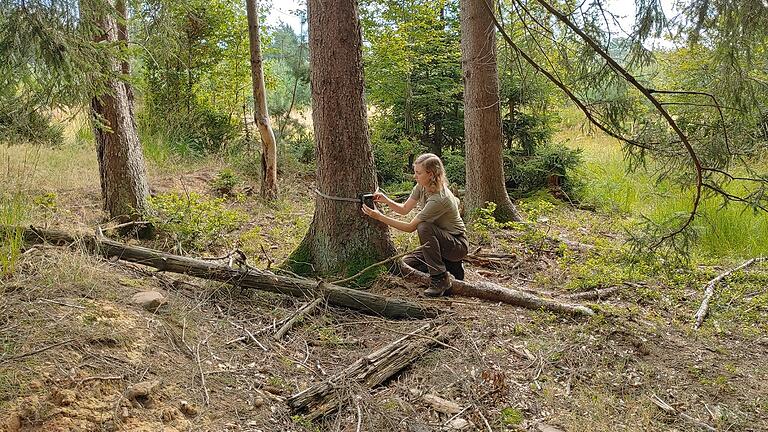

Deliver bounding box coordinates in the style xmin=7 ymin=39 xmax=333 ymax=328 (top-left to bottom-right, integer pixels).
xmin=228 ymin=320 xmax=268 ymax=351
xmin=75 ymin=375 xmax=124 ymax=385
xmin=274 ymin=297 xmax=324 ymax=341
xmin=355 ymin=397 xmax=363 ymax=432
xmin=565 ymin=285 xmax=623 ymax=301
xmin=195 ymin=336 xmax=212 ymax=407
xmin=649 ymin=393 xmax=717 ymax=431
xmin=694 ymin=257 xmax=766 ymax=329
xmin=38 ymin=298 xmax=86 ymax=309
xmin=332 ymin=245 xmax=424 ymax=286
xmin=476 ymin=407 xmax=493 ymax=432
xmin=259 ymin=244 xmax=274 ymax=270
xmin=0 ymin=338 xmax=74 ymax=364
xmin=444 ymin=404 xmax=471 ymax=425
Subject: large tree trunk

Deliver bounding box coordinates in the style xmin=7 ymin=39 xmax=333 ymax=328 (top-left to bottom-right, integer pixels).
xmin=246 ymin=0 xmax=278 ymax=200
xmin=288 ymin=0 xmax=396 ymax=275
xmin=460 ymin=0 xmax=522 ymax=222
xmin=87 ymin=0 xmax=151 ymax=223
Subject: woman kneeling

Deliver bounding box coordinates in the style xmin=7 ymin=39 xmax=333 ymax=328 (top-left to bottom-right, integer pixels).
xmin=362 ymin=153 xmax=468 ymax=297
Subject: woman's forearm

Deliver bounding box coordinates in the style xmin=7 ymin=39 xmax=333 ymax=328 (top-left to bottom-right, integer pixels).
xmin=376 ymin=213 xmax=418 ymax=233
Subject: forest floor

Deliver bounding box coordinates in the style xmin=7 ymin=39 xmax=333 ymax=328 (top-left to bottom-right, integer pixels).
xmin=1 ymin=143 xmax=768 ymax=432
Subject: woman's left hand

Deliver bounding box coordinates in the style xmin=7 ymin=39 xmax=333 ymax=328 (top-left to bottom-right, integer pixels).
xmin=361 ymin=204 xmax=382 ymax=221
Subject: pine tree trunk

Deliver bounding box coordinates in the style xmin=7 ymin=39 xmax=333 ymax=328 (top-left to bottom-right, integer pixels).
xmin=88 ymin=0 xmax=150 ymax=223
xmin=246 ymin=0 xmax=278 ymax=200
xmin=289 ymin=0 xmax=396 ymax=275
xmin=460 ymin=0 xmax=522 ymax=222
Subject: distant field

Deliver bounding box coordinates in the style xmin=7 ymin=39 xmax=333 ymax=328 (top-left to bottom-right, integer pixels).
xmin=558 ymin=112 xmax=768 ymax=259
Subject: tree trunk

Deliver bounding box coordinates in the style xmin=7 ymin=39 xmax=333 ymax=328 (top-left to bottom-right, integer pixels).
xmin=289 ymin=0 xmax=396 ymax=276
xmin=460 ymin=0 xmax=522 ymax=222
xmin=87 ymin=0 xmax=151 ymax=223
xmin=246 ymin=0 xmax=278 ymax=200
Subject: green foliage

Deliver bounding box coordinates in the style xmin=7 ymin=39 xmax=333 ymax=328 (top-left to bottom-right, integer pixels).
xmin=470 ymin=202 xmax=521 ymax=244
xmin=0 ymin=104 xmax=63 ymax=146
xmin=500 ymin=407 xmax=524 ymax=426
xmin=441 ymin=148 xmax=466 ymax=186
xmin=0 ymin=193 xmax=26 ymax=279
xmin=361 ymin=0 xmax=463 ymax=156
xmin=370 ymin=116 xmax=418 ymax=186
xmin=147 ymin=192 xmax=246 ymax=252
xmin=135 ymin=0 xmax=254 ymax=153
xmin=211 ymin=168 xmax=241 ymax=196
xmin=504 ymin=143 xmax=583 ymax=195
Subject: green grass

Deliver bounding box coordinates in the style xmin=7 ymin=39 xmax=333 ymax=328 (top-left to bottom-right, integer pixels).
xmin=1 ymin=148 xmax=36 ymax=279
xmin=561 ymin=115 xmax=768 ymax=259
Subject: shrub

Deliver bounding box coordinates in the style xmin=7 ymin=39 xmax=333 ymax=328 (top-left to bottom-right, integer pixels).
xmin=147 ymin=192 xmax=247 ymax=252
xmin=504 ymin=143 xmax=583 ymax=195
xmin=211 ymin=169 xmax=241 ymax=196
xmin=441 ymin=148 xmax=466 ymax=186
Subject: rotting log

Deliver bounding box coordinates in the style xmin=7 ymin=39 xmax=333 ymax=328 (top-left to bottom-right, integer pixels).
xmin=400 ymin=262 xmax=594 ymax=317
xmin=13 ymin=226 xmax=441 ymax=320
xmin=287 ymin=322 xmax=458 ymax=420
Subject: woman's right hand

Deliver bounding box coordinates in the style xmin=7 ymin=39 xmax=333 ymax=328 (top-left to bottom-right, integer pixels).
xmin=373 ymin=192 xmax=389 ymax=204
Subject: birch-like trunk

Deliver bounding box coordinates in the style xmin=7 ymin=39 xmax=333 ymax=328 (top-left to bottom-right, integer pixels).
xmin=246 ymin=0 xmax=278 ymax=200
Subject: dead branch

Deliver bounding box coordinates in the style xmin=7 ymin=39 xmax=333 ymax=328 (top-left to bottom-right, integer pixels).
xmin=694 ymin=257 xmax=767 ymax=329
xmin=399 ymin=262 xmax=594 ymax=317
xmin=274 ymin=297 xmax=324 ymax=341
xmin=12 ymin=225 xmax=441 ymax=320
xmin=0 ymin=338 xmax=75 ymax=364
xmin=287 ymin=322 xmax=458 ymax=420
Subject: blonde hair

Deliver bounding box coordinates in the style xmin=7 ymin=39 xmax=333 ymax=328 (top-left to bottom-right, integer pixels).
xmin=414 ymin=153 xmax=448 ymax=192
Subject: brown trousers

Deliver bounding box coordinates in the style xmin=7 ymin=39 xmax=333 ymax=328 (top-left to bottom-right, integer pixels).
xmin=404 ymin=222 xmax=468 ymax=276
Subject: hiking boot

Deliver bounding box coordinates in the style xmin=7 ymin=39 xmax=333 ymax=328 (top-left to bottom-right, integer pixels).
xmin=424 ymin=272 xmax=452 ymax=297
xmin=444 ymin=260 xmax=465 ymax=281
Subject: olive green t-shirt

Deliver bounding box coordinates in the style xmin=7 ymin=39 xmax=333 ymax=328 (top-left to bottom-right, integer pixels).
xmin=409 ymin=184 xmax=466 ymax=235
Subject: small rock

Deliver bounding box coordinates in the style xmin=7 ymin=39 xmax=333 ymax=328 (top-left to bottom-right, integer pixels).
xmin=131 ymin=291 xmax=167 ymax=312
xmin=121 ymin=407 xmax=130 ymax=420
xmin=179 ymin=400 xmax=198 ymax=417
xmin=447 ymin=418 xmax=469 ymax=430
xmin=125 ymin=380 xmax=161 ymax=402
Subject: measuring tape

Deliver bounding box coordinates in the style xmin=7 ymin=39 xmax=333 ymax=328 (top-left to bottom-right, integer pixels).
xmin=314 ymin=189 xmax=376 ymax=208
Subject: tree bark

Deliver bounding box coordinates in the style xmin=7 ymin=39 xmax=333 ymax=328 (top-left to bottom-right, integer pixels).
xmin=289 ymin=0 xmax=396 ymax=275
xmin=246 ymin=0 xmax=278 ymax=200
xmin=13 ymin=226 xmax=440 ymax=320
xmin=86 ymin=0 xmax=151 ymax=223
xmin=460 ymin=0 xmax=522 ymax=222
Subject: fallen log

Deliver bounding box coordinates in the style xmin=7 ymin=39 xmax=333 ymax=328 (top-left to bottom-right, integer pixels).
xmin=694 ymin=256 xmax=767 ymax=329
xmin=287 ymin=322 xmax=458 ymax=420
xmin=13 ymin=226 xmax=441 ymax=320
xmin=400 ymin=262 xmax=594 ymax=317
